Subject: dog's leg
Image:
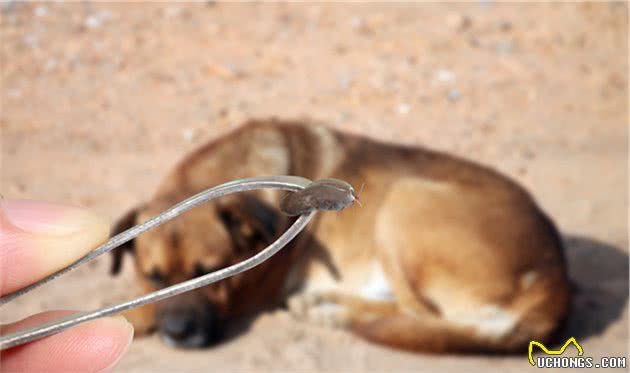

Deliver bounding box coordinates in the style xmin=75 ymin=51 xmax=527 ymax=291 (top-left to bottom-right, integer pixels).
xmin=288 ymin=290 xmax=397 ymax=328
xmin=288 ymin=290 xmax=505 ymax=352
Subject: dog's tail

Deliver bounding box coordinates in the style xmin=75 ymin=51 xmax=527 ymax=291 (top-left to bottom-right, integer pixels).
xmin=349 ymin=312 xmax=526 ymax=354
xmin=350 ymin=312 xmax=485 ymax=353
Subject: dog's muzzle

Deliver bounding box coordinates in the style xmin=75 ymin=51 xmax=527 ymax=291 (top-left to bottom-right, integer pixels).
xmin=156 ymin=300 xmax=222 ymax=348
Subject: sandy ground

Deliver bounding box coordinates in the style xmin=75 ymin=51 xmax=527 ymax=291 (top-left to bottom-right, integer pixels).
xmin=1 ymin=2 xmax=628 ymax=372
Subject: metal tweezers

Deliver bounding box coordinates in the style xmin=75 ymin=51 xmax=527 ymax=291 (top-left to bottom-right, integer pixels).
xmin=0 ymin=176 xmax=318 ymax=350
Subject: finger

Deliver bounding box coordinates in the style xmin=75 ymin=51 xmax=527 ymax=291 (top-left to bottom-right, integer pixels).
xmin=1 ymin=311 xmax=134 ymax=373
xmin=0 ymin=200 xmax=110 ymax=295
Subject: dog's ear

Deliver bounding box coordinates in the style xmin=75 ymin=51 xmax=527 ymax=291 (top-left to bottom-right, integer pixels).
xmin=110 ymin=207 xmax=140 ymax=275
xmin=217 ymin=194 xmax=283 ymax=253
xmin=239 ymin=195 xmax=281 ymax=241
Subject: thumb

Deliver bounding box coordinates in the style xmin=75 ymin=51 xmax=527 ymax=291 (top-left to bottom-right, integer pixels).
xmin=0 ymin=200 xmax=110 ymax=296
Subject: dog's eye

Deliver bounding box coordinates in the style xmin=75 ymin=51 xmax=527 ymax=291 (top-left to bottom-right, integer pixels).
xmin=219 ymin=210 xmax=241 ymax=229
xmin=193 ymin=263 xmax=221 ymax=278
xmin=219 ymin=210 xmax=250 ymax=237
xmin=146 ymin=268 xmax=166 ymax=286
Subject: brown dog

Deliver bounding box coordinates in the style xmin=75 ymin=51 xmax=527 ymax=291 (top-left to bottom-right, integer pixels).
xmin=111 ymin=119 xmax=570 ymax=352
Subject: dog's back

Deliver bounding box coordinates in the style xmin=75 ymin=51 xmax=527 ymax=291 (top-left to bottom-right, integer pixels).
xmin=248 ymin=120 xmax=571 ymax=353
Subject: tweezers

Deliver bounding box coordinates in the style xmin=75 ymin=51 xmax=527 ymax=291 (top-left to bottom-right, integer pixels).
xmin=0 ymin=176 xmax=318 ymax=350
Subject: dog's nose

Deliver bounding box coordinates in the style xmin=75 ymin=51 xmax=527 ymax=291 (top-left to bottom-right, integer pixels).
xmin=157 ymin=304 xmax=222 ymax=348
xmin=161 ymin=313 xmax=196 ymax=341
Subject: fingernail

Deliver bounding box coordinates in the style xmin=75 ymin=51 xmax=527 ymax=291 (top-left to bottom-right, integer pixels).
xmin=1 ymin=200 xmax=107 ymax=236
xmin=0 ymin=200 xmax=111 ymax=294
xmin=105 ymin=316 xmax=135 ymax=346
xmin=99 ymin=316 xmax=135 ymax=373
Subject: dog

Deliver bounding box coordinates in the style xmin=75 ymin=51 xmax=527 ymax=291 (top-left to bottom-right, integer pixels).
xmin=110 ymin=118 xmax=571 ymax=352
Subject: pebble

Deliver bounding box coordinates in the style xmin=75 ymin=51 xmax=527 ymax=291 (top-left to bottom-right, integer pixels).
xmin=446 ymin=13 xmax=472 ymax=31
xmin=337 ymin=111 xmax=351 ymax=123
xmin=468 ymin=37 xmax=481 ymax=48
xmin=163 ymin=6 xmax=182 ymax=18
xmin=182 ymin=128 xmax=195 ymax=142
xmin=45 ymin=58 xmax=58 ymax=72
xmin=522 ymin=148 xmax=536 ymax=160
xmin=23 ymin=34 xmax=38 ymax=48
xmin=499 ymin=20 xmax=512 ymax=32
xmin=435 ymin=69 xmax=456 ymax=83
xmin=84 ymin=11 xmax=112 ymax=30
xmin=34 ymin=5 xmax=47 ymax=17
xmin=349 ymin=15 xmax=373 ymax=34
xmin=7 ymin=88 xmax=22 ymax=99
xmin=350 ymin=16 xmax=364 ymax=29
xmin=447 ymin=88 xmax=461 ymax=101
xmin=397 ymin=103 xmax=410 ymax=115
xmin=85 ymin=15 xmax=102 ymax=29
xmin=338 ymin=74 xmax=352 ymax=89
xmin=206 ymin=62 xmax=245 ymax=80
xmin=496 ymin=41 xmax=514 ymax=55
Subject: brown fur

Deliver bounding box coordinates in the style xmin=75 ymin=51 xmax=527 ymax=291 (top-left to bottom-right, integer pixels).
xmin=111 ymin=118 xmax=570 ymax=352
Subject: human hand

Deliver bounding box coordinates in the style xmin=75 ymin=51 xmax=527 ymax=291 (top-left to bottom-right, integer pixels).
xmin=0 ymin=200 xmax=133 ymax=373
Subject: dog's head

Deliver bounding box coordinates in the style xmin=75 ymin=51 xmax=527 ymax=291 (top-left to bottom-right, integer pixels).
xmin=110 ymin=193 xmax=281 ymax=348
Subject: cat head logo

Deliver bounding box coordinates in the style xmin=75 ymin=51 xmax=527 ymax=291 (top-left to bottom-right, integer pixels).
xmin=528 ymin=337 xmax=584 ymax=366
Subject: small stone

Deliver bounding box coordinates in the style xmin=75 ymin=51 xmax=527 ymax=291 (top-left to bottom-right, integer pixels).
xmin=68 ymin=56 xmax=82 ymax=69
xmin=496 ymin=41 xmax=514 ymax=55
xmin=397 ymin=103 xmax=411 ymax=115
xmin=85 ymin=15 xmax=102 ymax=29
xmin=163 ymin=6 xmax=181 ymax=18
xmin=337 ymin=111 xmax=351 ymax=123
xmin=12 ymin=182 xmax=26 ymax=193
xmin=522 ymin=148 xmax=535 ymax=160
xmin=447 ymin=88 xmax=461 ymax=101
xmin=350 ymin=16 xmax=363 ymax=29
xmin=44 ymin=58 xmax=58 ymax=72
xmin=468 ymin=37 xmax=481 ymax=48
xmin=182 ymin=128 xmax=195 ymax=142
xmin=84 ymin=11 xmax=112 ymax=30
xmin=338 ymin=74 xmax=352 ymax=89
xmin=349 ymin=15 xmax=372 ymax=34
xmin=435 ymin=69 xmax=456 ymax=83
xmin=205 ymin=62 xmax=245 ymax=80
xmin=34 ymin=5 xmax=47 ymax=17
xmin=334 ymin=44 xmax=347 ymax=55
xmin=23 ymin=34 xmax=38 ymax=48
xmin=499 ymin=20 xmax=512 ymax=32
xmin=495 ymin=41 xmax=514 ymax=56
xmin=446 ymin=13 xmax=471 ymax=31
xmin=7 ymin=88 xmax=22 ymax=99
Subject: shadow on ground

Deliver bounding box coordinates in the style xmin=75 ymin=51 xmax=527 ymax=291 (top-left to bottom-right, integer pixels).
xmin=558 ymin=235 xmax=628 ymax=342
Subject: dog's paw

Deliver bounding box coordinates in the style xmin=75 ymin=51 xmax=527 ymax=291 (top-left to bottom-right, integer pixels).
xmin=287 ymin=293 xmax=320 ymax=320
xmin=306 ymin=303 xmax=350 ymax=328
xmin=287 ymin=293 xmax=349 ymax=328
